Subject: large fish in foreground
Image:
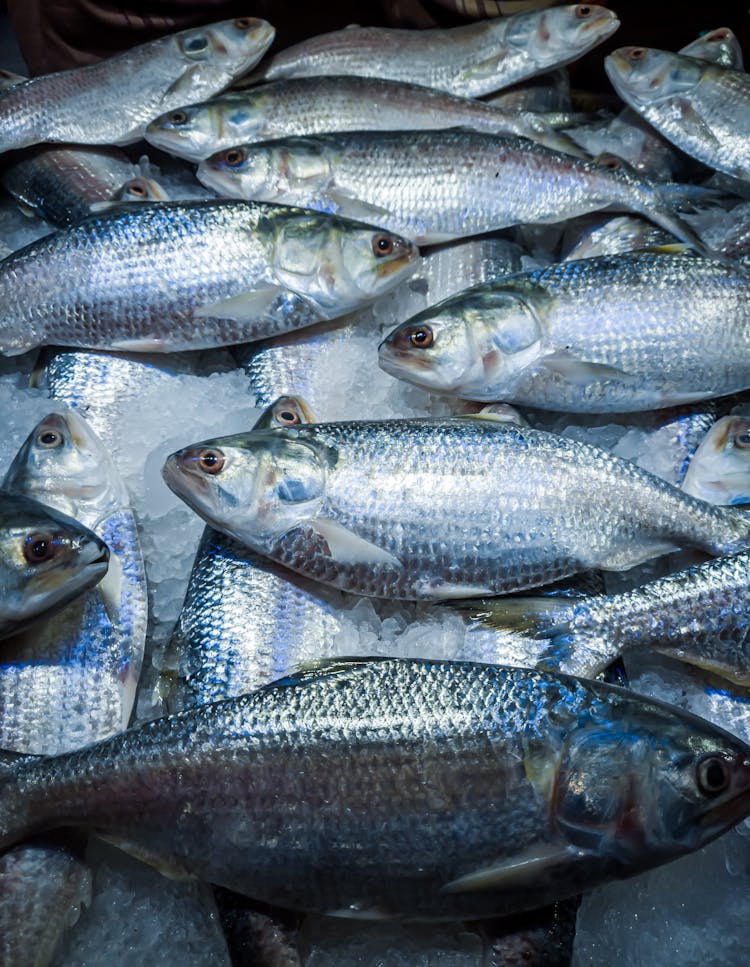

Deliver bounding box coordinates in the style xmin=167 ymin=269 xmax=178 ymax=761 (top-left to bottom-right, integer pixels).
xmin=163 ymin=418 xmax=750 ymax=600
xmin=0 ymin=200 xmax=417 ymax=355
xmin=1 ymin=659 xmax=749 ymax=920
xmin=0 ymin=18 xmax=275 ymax=152
xmin=379 ymin=252 xmax=750 ymax=413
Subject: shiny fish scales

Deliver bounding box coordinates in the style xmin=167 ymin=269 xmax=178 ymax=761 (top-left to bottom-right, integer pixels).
xmin=0 ymin=18 xmax=275 ymax=152
xmin=163 ymin=418 xmax=750 ymax=600
xmin=0 ymin=200 xmax=417 ymax=355
xmin=2 ymin=659 xmax=750 ymax=920
xmin=380 ymin=252 xmax=750 ymax=412
xmin=249 ymin=5 xmax=618 ymax=97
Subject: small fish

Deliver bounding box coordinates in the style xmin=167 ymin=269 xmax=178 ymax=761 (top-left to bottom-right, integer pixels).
xmin=379 ymin=252 xmax=750 ymax=413
xmin=0 ymin=200 xmax=418 ymax=355
xmin=163 ymin=417 xmax=750 ymax=600
xmin=197 ymin=130 xmax=707 ymax=250
xmin=681 ymin=415 xmax=750 ymax=505
xmin=2 ymin=659 xmax=750 ymax=920
xmin=605 ymin=47 xmax=750 ymax=182
xmin=0 ymin=18 xmax=275 ymax=152
xmin=145 ymin=76 xmax=581 ymax=163
xmin=247 ymin=5 xmax=618 ymax=98
xmin=0 ymin=491 xmax=108 ymax=641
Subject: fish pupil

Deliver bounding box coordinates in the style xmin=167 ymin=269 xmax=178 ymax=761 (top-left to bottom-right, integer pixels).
xmin=38 ymin=431 xmax=60 ymax=446
xmin=24 ymin=533 xmax=57 ymax=563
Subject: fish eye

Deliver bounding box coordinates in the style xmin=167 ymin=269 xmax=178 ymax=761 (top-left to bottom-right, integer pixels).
xmin=169 ymin=110 xmax=189 ymax=126
xmin=23 ymin=532 xmax=60 ymax=564
xmin=575 ymin=5 xmax=592 ymax=18
xmin=409 ymin=326 xmax=434 ymax=348
xmin=273 ymin=404 xmax=301 ymax=426
xmin=234 ymin=17 xmax=255 ymax=29
xmin=372 ymin=234 xmax=394 ymax=257
xmin=629 ymin=47 xmax=647 ymax=61
xmin=709 ymin=29 xmax=729 ymax=42
xmin=696 ymin=755 xmax=731 ymax=796
xmin=126 ymin=181 xmax=148 ymax=197
xmin=599 ymin=154 xmax=621 ymax=171
xmin=184 ymin=35 xmax=209 ymax=54
xmin=223 ymin=148 xmax=246 ymax=168
xmin=198 ymin=449 xmax=225 ymax=474
xmin=734 ymin=430 xmax=750 ymax=449
xmin=36 ymin=429 xmax=63 ymax=449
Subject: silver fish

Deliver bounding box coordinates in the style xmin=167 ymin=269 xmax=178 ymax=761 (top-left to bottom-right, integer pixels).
xmin=605 ymin=47 xmax=750 ymax=182
xmin=0 ymin=200 xmax=418 ymax=355
xmin=0 ymin=410 xmax=147 ymax=754
xmin=564 ymin=215 xmax=674 ymax=260
xmin=680 ymin=27 xmax=744 ymax=71
xmin=681 ymin=414 xmax=750 ymax=505
xmin=0 ymin=844 xmax=91 ymax=967
xmin=379 ymin=252 xmax=750 ymax=413
xmin=144 ymin=76 xmax=581 ymax=163
xmin=162 ymin=417 xmax=750 ymax=600
xmin=247 ymin=5 xmax=618 ymax=97
xmin=0 ymin=491 xmax=108 ymax=641
xmin=2 ymin=658 xmax=750 ymax=920
xmin=0 ymin=18 xmax=275 ymax=152
xmin=197 ymin=130 xmax=707 ymax=251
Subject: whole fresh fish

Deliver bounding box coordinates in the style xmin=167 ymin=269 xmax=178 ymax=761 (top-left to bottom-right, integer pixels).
xmin=162 ymin=417 xmax=750 ymax=600
xmin=197 ymin=130 xmax=707 ymax=250
xmin=0 ymin=18 xmax=275 ymax=152
xmin=0 ymin=491 xmax=107 ymax=641
xmin=2 ymin=658 xmax=750 ymax=920
xmin=246 ymin=5 xmax=618 ymax=97
xmin=605 ymin=47 xmax=750 ymax=181
xmin=0 ymin=200 xmax=418 ymax=355
xmin=0 ymin=410 xmax=147 ymax=754
xmin=144 ymin=76 xmax=581 ymax=163
xmin=1 ymin=145 xmax=168 ymax=227
xmin=0 ymin=844 xmax=91 ymax=967
xmin=379 ymin=252 xmax=750 ymax=413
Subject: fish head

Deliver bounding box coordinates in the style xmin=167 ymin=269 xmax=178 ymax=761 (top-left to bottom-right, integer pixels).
xmin=251 ymin=396 xmax=317 ymax=431
xmin=270 ymin=214 xmax=419 ymax=314
xmin=508 ymin=5 xmax=620 ymax=69
xmin=3 ymin=410 xmax=127 ymax=530
xmin=114 ymin=176 xmax=169 ymax=204
xmin=163 ymin=430 xmax=327 ymax=551
xmin=553 ymin=701 xmax=750 ymax=864
xmin=605 ymin=47 xmax=704 ymax=108
xmin=681 ymin=415 xmax=750 ymax=506
xmin=378 ymin=286 xmax=543 ymax=398
xmin=145 ymin=100 xmax=242 ymax=162
xmin=198 ymin=138 xmax=333 ymax=202
xmin=680 ymin=28 xmax=743 ymax=71
xmin=170 ymin=19 xmax=275 ymax=98
xmin=0 ymin=494 xmax=109 ymax=638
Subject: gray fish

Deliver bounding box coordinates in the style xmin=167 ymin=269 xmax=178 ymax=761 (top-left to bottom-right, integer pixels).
xmin=0 ymin=410 xmax=147 ymax=755
xmin=144 ymin=76 xmax=581 ymax=163
xmin=605 ymin=47 xmax=750 ymax=182
xmin=0 ymin=200 xmax=418 ymax=355
xmin=197 ymin=130 xmax=707 ymax=251
xmin=162 ymin=417 xmax=750 ymax=600
xmin=2 ymin=658 xmax=750 ymax=920
xmin=0 ymin=491 xmax=107 ymax=641
xmin=247 ymin=5 xmax=618 ymax=97
xmin=0 ymin=844 xmax=91 ymax=967
xmin=379 ymin=252 xmax=750 ymax=413
xmin=0 ymin=18 xmax=275 ymax=152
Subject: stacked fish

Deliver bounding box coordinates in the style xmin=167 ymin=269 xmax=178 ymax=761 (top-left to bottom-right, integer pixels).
xmin=3 ymin=6 xmax=750 ymax=966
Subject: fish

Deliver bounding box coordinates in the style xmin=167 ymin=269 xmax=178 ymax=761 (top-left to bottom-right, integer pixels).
xmin=379 ymin=252 xmax=750 ymax=413
xmin=564 ymin=215 xmax=675 ymax=260
xmin=681 ymin=414 xmax=750 ymax=505
xmin=605 ymin=47 xmax=750 ymax=182
xmin=680 ymin=27 xmax=744 ymax=71
xmin=0 ymin=491 xmax=108 ymax=641
xmin=245 ymin=5 xmax=619 ymax=98
xmin=0 ymin=200 xmax=418 ymax=355
xmin=196 ymin=130 xmax=708 ymax=251
xmin=144 ymin=76 xmax=583 ymax=163
xmin=162 ymin=417 xmax=750 ymax=600
xmin=0 ymin=410 xmax=147 ymax=754
xmin=0 ymin=18 xmax=275 ymax=152
xmin=2 ymin=658 xmax=750 ymax=920
xmin=0 ymin=843 xmax=92 ymax=967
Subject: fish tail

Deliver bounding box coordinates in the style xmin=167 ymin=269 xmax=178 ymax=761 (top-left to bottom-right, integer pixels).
xmin=632 ymin=186 xmax=727 ymax=262
xmin=702 ymin=504 xmax=750 ymax=557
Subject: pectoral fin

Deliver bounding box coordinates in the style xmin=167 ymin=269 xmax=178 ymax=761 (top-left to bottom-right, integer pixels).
xmin=312 ymin=518 xmax=402 ymax=569
xmin=540 ymin=350 xmax=635 ymax=388
xmin=456 ymin=48 xmax=511 ymax=84
xmin=676 ymin=99 xmax=720 ymax=148
xmin=326 ymin=188 xmax=393 ymax=223
xmin=163 ymin=65 xmax=200 ymax=101
xmin=194 ymin=286 xmax=285 ymax=321
xmin=109 ymin=337 xmax=171 ymax=352
xmin=94 ymin=834 xmax=197 ymax=881
xmin=442 ymin=843 xmax=585 ymax=894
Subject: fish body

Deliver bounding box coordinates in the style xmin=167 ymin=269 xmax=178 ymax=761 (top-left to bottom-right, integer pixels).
xmin=163 ymin=418 xmax=750 ymax=600
xmin=145 ymin=76 xmax=577 ymax=163
xmin=605 ymin=48 xmax=750 ymax=182
xmin=0 ymin=200 xmax=418 ymax=355
xmin=0 ymin=18 xmax=274 ymax=152
xmin=379 ymin=252 xmax=750 ymax=413
xmin=197 ymin=130 xmax=705 ymax=249
xmin=2 ymin=659 xmax=750 ymax=920
xmin=0 ymin=491 xmax=107 ymax=641
xmin=249 ymin=6 xmax=618 ymax=97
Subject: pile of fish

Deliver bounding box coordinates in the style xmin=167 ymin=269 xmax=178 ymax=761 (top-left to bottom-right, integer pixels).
xmin=3 ymin=6 xmax=750 ymax=966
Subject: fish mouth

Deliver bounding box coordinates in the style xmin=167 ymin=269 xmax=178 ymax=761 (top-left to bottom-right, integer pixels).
xmin=582 ymin=10 xmax=620 ymax=41
xmin=375 ymin=247 xmax=420 ymax=280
